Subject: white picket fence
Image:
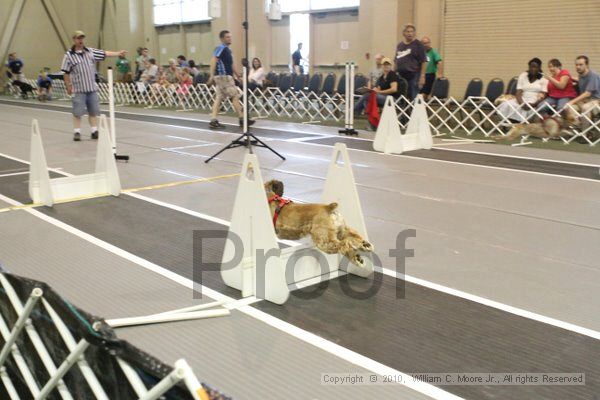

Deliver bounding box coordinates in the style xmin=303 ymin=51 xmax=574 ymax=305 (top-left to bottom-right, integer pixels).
xmin=6 ymin=78 xmax=600 ymax=146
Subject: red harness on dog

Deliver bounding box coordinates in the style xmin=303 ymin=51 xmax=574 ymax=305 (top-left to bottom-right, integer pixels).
xmin=267 ymin=194 xmax=292 ymax=226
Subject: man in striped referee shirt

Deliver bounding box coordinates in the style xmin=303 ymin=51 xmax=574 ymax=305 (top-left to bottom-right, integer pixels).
xmin=61 ymin=30 xmax=126 ymax=141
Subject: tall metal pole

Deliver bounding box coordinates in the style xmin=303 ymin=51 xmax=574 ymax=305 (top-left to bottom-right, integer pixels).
xmin=243 ymin=0 xmax=251 ymax=150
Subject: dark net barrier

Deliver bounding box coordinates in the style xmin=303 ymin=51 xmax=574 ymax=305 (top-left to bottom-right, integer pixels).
xmin=0 ymin=269 xmax=231 ymax=400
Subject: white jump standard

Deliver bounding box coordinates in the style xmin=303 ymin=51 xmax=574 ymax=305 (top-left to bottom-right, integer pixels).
xmin=28 ymin=115 xmax=121 ymax=207
xmin=373 ymin=94 xmax=433 ymax=154
xmin=221 ymin=143 xmax=374 ymax=305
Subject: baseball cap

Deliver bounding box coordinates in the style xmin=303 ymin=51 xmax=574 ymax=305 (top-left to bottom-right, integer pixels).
xmin=72 ymin=30 xmax=86 ymax=39
xmin=381 ymin=57 xmax=393 ymax=65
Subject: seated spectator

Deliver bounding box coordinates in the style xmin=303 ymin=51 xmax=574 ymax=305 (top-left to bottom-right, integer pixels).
xmin=36 ymin=70 xmax=52 ymax=101
xmin=176 ymin=67 xmax=193 ymax=106
xmin=354 ymin=58 xmax=399 ymax=114
xmin=497 ymin=58 xmax=547 ymax=123
xmin=164 ymin=59 xmax=179 ymax=84
xmin=188 ymin=60 xmax=200 ymax=77
xmin=248 ymin=58 xmax=266 ymax=90
xmin=154 ymin=66 xmax=170 ymax=88
xmin=539 ymin=59 xmax=577 ymax=113
xmin=6 ymin=52 xmax=25 ymax=82
xmin=115 ymin=54 xmax=131 ymax=83
xmin=567 ymin=55 xmax=600 ymax=141
xmin=141 ymin=58 xmax=158 ymax=85
xmin=177 ymin=55 xmax=189 ymax=68
xmin=135 ymin=47 xmax=149 ymax=81
xmin=367 ymin=54 xmax=384 ymax=90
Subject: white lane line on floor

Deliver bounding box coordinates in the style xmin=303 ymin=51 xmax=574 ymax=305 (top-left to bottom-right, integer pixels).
xmin=1 ymin=151 xmax=597 ymax=339
xmin=0 ymin=171 xmax=29 ymax=178
xmin=378 ymin=267 xmax=600 ymax=341
xmin=434 ymin=146 xmax=600 ymax=168
xmin=124 ymin=192 xmax=600 ymax=340
xmin=0 ymin=152 xmax=73 ymax=176
xmin=4 ymin=100 xmax=597 ymax=181
xmin=0 ymin=192 xmax=458 ymax=400
xmin=294 ymin=140 xmax=600 ymax=183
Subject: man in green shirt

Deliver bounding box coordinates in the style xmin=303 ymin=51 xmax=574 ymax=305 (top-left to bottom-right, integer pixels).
xmin=115 ymin=54 xmax=131 ymax=82
xmin=420 ymin=36 xmax=443 ymax=98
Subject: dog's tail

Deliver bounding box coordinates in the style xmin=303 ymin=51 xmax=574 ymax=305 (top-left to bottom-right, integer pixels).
xmin=326 ymin=203 xmax=338 ymax=213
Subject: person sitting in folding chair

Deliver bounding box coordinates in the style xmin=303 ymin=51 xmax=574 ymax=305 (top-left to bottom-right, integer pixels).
xmin=354 ymin=58 xmax=400 ymax=115
xmin=567 ymin=55 xmax=600 ymax=142
xmin=37 ymin=70 xmax=53 ymax=101
xmin=497 ymin=58 xmax=548 ymax=124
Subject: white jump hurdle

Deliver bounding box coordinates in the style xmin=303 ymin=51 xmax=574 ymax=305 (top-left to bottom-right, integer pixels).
xmin=373 ymin=94 xmax=433 ymax=154
xmin=221 ymin=143 xmax=374 ymax=305
xmin=28 ymin=115 xmax=121 ymax=207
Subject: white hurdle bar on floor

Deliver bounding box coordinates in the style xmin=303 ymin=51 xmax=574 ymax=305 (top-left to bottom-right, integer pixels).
xmin=0 ymin=273 xmax=212 ymax=400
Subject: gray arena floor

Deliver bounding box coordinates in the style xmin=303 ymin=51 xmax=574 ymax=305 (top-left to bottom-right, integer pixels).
xmin=0 ymin=101 xmax=598 ymax=399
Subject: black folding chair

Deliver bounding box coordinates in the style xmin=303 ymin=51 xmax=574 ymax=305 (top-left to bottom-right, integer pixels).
xmin=278 ymin=74 xmax=292 ymax=92
xmin=336 ymin=74 xmax=346 ymax=96
xmin=265 ymin=71 xmax=279 ymax=88
xmin=506 ymin=76 xmax=518 ymax=95
xmin=306 ymin=73 xmax=323 ymax=94
xmin=454 ymin=78 xmax=483 ymax=130
xmin=484 ymin=78 xmax=505 ymax=104
xmin=430 ymin=77 xmax=450 ymax=100
xmin=292 ymin=73 xmax=308 ymax=91
xmin=354 ymin=74 xmax=368 ymax=94
xmin=321 ymin=73 xmax=336 ymax=96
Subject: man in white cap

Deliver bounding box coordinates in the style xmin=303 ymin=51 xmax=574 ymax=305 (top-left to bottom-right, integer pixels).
xmin=60 ymin=30 xmax=126 ymax=141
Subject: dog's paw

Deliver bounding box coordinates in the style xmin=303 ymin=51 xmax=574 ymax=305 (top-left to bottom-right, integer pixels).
xmin=353 ymin=254 xmax=365 ymax=268
xmin=361 ymin=241 xmax=373 ymax=252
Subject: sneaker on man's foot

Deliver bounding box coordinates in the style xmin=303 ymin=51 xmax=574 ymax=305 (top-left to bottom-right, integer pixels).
xmin=73 ymin=132 xmax=81 ymax=142
xmin=239 ymin=118 xmax=255 ymax=127
xmin=91 ymin=131 xmax=98 ymax=140
xmin=209 ymin=120 xmax=226 ymax=130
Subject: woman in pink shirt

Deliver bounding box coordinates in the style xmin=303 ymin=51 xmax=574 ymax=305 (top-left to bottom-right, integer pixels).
xmin=541 ymin=58 xmax=577 ymax=113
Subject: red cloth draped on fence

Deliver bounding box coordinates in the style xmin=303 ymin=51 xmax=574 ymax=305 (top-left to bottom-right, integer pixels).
xmin=366 ymin=90 xmax=380 ymax=127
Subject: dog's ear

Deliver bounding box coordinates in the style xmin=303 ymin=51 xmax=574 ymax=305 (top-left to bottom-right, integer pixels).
xmin=272 ymin=180 xmax=284 ymax=197
xmin=264 ymin=180 xmax=284 ymax=197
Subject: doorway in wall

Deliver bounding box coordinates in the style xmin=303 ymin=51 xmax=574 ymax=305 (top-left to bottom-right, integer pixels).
xmin=289 ymin=13 xmax=310 ymax=74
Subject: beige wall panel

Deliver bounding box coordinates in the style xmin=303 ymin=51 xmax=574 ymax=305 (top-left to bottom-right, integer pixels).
xmin=311 ymin=11 xmax=360 ymax=68
xmin=156 ymin=25 xmax=184 ymax=65
xmin=369 ymin=0 xmax=399 ymax=61
xmin=270 ymin=16 xmax=290 ymax=68
xmin=248 ymin=0 xmax=272 ymax=69
xmin=415 ymin=0 xmax=442 ymax=48
xmin=443 ymin=0 xmax=600 ymax=98
xmin=9 ymin=0 xmax=66 ymax=77
xmin=183 ymin=24 xmax=213 ymax=66
xmin=0 ymin=1 xmax=14 ymax=29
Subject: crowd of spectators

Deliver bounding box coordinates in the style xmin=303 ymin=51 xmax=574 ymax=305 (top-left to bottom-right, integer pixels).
xmin=4 ymin=22 xmax=599 ymax=139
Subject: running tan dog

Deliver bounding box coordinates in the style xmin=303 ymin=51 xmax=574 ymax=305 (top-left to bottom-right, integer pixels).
xmin=264 ymin=179 xmax=373 ymax=267
xmin=496 ymin=116 xmax=574 ymax=141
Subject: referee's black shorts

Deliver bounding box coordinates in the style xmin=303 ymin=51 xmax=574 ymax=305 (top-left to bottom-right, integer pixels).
xmin=420 ymin=73 xmax=436 ymax=95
